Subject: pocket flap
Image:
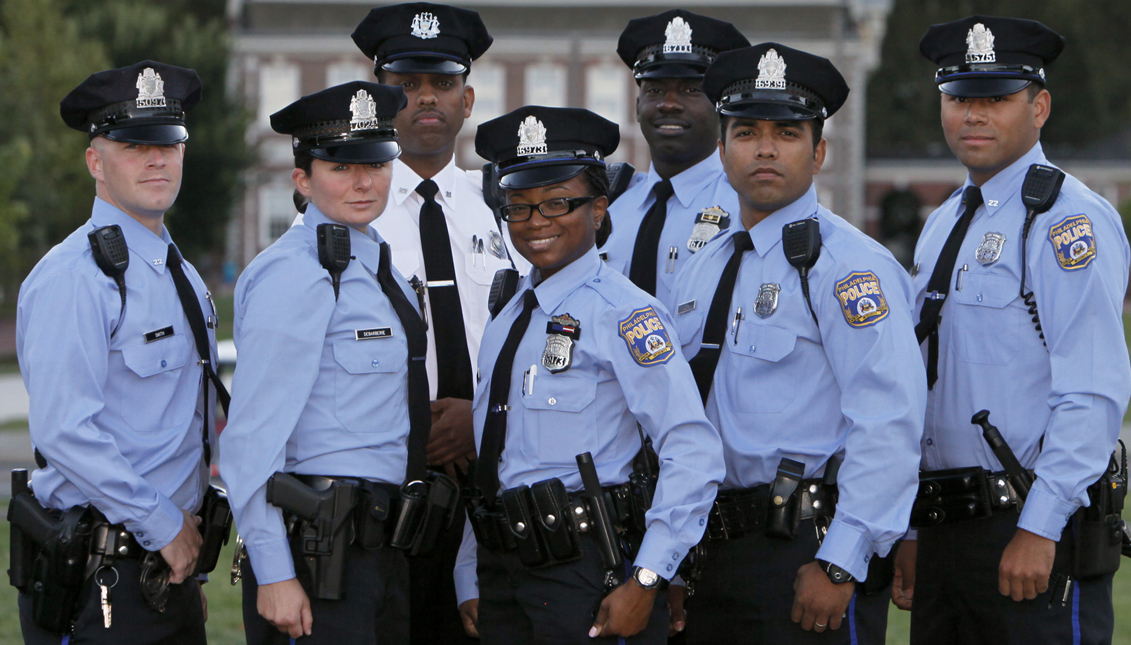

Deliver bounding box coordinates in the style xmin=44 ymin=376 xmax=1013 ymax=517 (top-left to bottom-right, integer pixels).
xmin=730 ymin=324 xmax=798 ymax=363
xmin=333 ymin=338 xmax=401 ymax=374
xmin=521 ymin=374 xmax=596 ymax=412
xmin=121 ymin=335 xmax=191 ymax=378
xmin=951 ymin=273 xmax=1017 ymax=309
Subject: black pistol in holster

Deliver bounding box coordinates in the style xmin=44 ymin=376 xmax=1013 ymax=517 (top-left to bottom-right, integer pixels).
xmin=266 ymin=472 xmax=357 ymax=600
xmin=7 ymin=469 xmax=95 ymax=634
xmin=194 ymin=486 xmax=233 ymax=575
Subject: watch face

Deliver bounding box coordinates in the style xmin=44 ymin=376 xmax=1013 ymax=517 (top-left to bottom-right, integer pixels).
xmin=634 ymin=567 xmax=659 ymax=587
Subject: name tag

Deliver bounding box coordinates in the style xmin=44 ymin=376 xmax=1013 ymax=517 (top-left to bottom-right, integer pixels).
xmin=676 ymin=300 xmax=696 ymax=315
xmin=144 ymin=326 xmax=175 ymax=343
xmin=356 ymin=328 xmax=392 ymax=340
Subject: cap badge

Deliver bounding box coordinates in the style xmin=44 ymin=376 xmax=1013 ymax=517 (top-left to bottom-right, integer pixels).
xmin=349 ymin=89 xmax=379 ymax=132
xmin=755 ymin=49 xmax=787 ymax=90
xmin=965 ymin=23 xmax=996 ymax=63
xmin=411 ymin=12 xmax=441 ymax=39
xmin=663 ymin=17 xmax=693 ymax=54
xmin=135 ymin=68 xmax=167 ymax=109
xmin=516 ymin=116 xmax=548 ymax=156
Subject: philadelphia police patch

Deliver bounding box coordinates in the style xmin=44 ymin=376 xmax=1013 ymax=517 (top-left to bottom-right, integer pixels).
xmin=1048 ymin=213 xmax=1097 ymax=271
xmin=618 ymin=307 xmax=674 ymax=367
xmin=835 ymin=271 xmax=889 ymax=328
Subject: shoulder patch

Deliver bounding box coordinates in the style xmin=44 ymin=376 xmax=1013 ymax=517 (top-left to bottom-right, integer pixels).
xmin=618 ymin=306 xmax=674 ymax=367
xmin=1047 ymin=213 xmax=1096 ymax=271
xmin=834 ymin=271 xmax=889 ymax=328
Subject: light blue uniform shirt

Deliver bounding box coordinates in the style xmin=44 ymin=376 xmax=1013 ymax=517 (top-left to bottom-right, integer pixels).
xmin=17 ymin=198 xmax=214 ymax=552
xmin=219 ymin=205 xmax=419 ymax=585
xmin=454 ymin=248 xmax=725 ymax=604
xmin=599 ymin=154 xmax=741 ymax=304
xmin=912 ymin=142 xmax=1131 ymax=541
xmin=667 ymin=186 xmax=926 ymax=581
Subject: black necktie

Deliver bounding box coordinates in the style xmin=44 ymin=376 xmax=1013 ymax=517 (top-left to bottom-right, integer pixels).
xmin=166 ymin=244 xmax=231 ymax=466
xmin=416 ymin=179 xmax=474 ymax=400
xmin=375 ymin=242 xmax=432 ymax=483
xmin=915 ymin=185 xmax=984 ymax=389
xmin=628 ymin=179 xmax=675 ymax=296
xmin=687 ymin=232 xmax=753 ymax=404
xmin=475 ymin=290 xmax=539 ymax=502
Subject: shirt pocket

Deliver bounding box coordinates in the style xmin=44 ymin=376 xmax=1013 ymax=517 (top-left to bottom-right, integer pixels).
xmin=119 ymin=334 xmax=194 ymax=432
xmin=724 ymin=324 xmax=799 ymax=413
xmin=332 ymin=337 xmax=407 ymax=432
xmin=464 ymin=244 xmax=513 ymax=287
xmin=950 ymin=272 xmax=1021 ymax=365
xmin=519 ymin=374 xmax=598 ymax=467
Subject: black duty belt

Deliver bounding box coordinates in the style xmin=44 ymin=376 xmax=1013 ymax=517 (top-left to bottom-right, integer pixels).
xmin=910 ymin=466 xmax=1030 ymax=528
xmin=706 ymin=480 xmax=835 ymax=541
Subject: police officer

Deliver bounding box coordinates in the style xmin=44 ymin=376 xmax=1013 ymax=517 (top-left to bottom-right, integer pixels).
xmin=599 ymin=9 xmax=747 ymax=303
xmin=16 ymin=61 xmax=215 ymax=644
xmin=454 ymin=106 xmax=725 ymax=644
xmin=668 ymin=44 xmax=925 ymax=643
xmin=350 ymin=6 xmax=528 ymax=641
xmin=896 ymin=16 xmax=1131 ymax=644
xmin=219 ymin=82 xmax=425 ymax=644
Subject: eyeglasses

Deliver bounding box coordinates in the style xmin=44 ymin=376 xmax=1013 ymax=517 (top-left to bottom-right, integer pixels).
xmin=499 ymin=196 xmax=597 ymax=223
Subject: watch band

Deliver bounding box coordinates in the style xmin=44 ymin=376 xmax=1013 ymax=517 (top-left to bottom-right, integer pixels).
xmin=818 ymin=559 xmax=855 ymax=585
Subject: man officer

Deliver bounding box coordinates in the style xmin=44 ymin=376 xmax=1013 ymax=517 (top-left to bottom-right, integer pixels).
xmin=599 ymin=9 xmax=747 ymax=304
xmin=668 ymin=44 xmax=925 ymax=643
xmin=15 ymin=61 xmax=218 ymax=644
xmin=895 ymin=16 xmax=1131 ymax=644
xmin=351 ymin=4 xmax=527 ymax=642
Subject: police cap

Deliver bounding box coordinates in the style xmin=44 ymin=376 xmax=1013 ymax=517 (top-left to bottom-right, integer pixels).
xmin=617 ymin=10 xmax=749 ymax=80
xmin=353 ymin=3 xmax=492 ymax=76
xmin=271 ymin=82 xmax=407 ymax=164
xmin=704 ymin=43 xmax=849 ymax=121
xmin=60 ymin=60 xmax=201 ymax=145
xmin=476 ymin=106 xmax=619 ymax=190
xmin=919 ymin=15 xmax=1064 ymax=98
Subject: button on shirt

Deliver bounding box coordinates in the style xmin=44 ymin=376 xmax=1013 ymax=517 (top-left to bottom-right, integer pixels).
xmin=17 ymin=198 xmax=214 ymax=551
xmin=219 ymin=205 xmax=419 ymax=585
xmin=372 ymin=157 xmax=531 ymax=399
xmin=453 ymin=248 xmax=725 ymax=603
xmin=667 ymin=186 xmax=925 ymax=581
xmin=600 ymin=153 xmax=741 ymax=304
xmin=912 ymin=143 xmax=1131 ymax=541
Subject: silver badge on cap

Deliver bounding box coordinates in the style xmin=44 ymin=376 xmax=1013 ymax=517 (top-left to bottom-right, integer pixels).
xmin=135 ymin=68 xmax=167 ymax=109
xmin=349 ymin=90 xmax=379 ymax=131
xmin=975 ymin=231 xmax=1006 ymax=265
xmin=965 ymin=23 xmax=996 ymax=63
xmin=516 ymin=116 xmax=548 ymax=155
xmin=755 ymin=283 xmax=780 ymax=319
xmin=687 ymin=206 xmax=731 ymax=253
xmin=663 ymin=17 xmax=693 ymax=54
xmin=755 ymin=49 xmax=787 ymax=90
xmin=411 ymin=12 xmax=440 ymax=39
xmin=542 ymin=314 xmax=581 ymax=373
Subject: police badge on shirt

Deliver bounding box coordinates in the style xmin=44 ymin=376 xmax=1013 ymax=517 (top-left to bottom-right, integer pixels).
xmin=542 ymin=314 xmax=581 ymax=373
xmin=687 ymin=206 xmax=731 ymax=253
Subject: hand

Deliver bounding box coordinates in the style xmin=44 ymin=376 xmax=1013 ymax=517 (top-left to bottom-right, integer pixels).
xmin=200 ymin=583 xmax=208 ymax=623
xmin=892 ymin=540 xmax=916 ymax=611
xmin=999 ymin=528 xmax=1055 ymax=601
xmin=258 ymin=578 xmax=313 ymax=639
xmin=667 ymin=583 xmax=687 ymax=636
xmin=590 ymin=579 xmax=658 ymax=638
xmin=791 ymin=561 xmax=854 ymax=633
xmin=159 ymin=510 xmax=203 ymax=584
xmin=427 ymin=398 xmax=477 ymax=467
xmin=459 ymin=598 xmax=479 ymax=638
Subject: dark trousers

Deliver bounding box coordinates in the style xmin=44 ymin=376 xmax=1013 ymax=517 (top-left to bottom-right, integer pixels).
xmin=409 ymin=510 xmax=477 ymax=644
xmin=477 ymin=536 xmax=670 ymax=645
xmin=685 ymin=518 xmax=889 ymax=644
xmin=18 ymin=558 xmax=206 ymax=645
xmin=241 ymin=540 xmax=409 ymax=645
xmin=912 ymin=511 xmax=1114 ymax=645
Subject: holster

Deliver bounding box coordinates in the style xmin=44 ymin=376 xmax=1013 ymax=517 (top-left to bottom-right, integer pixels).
xmin=195 ymin=486 xmax=233 ymax=575
xmin=501 ymin=485 xmax=549 ymax=568
xmin=389 ymin=472 xmax=459 ymax=556
xmin=1065 ymin=449 xmax=1127 ymax=579
xmin=29 ymin=506 xmax=95 ymax=634
xmin=766 ymin=458 xmax=805 ymax=540
xmin=268 ymin=475 xmax=359 ymax=601
xmin=909 ymin=466 xmax=997 ymax=527
xmin=355 ymin=483 xmax=392 ymax=550
xmin=530 ymin=478 xmax=582 ymax=562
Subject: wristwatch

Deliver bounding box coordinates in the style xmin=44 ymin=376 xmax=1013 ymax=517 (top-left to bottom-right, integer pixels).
xmin=631 ymin=566 xmax=667 ymax=590
xmin=817 ymin=560 xmax=855 ymax=585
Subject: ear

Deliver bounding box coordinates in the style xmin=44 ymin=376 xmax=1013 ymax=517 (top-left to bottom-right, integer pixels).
xmin=592 ymin=195 xmax=609 ymax=230
xmin=463 ymin=84 xmax=475 ymax=119
xmin=86 ymin=145 xmax=102 ymax=182
xmin=812 ymin=138 xmax=827 ymax=176
xmin=635 ymin=93 xmax=644 ymax=124
xmin=292 ymin=167 xmax=313 ymax=198
xmin=1032 ymin=88 xmax=1051 ymax=130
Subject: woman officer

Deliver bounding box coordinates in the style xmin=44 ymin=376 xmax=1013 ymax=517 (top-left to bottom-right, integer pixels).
xmin=453 ymin=106 xmax=725 ymax=644
xmin=220 ymin=82 xmax=429 ymax=645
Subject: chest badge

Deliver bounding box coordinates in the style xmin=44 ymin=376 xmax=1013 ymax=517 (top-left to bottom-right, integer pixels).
xmin=754 ymin=283 xmax=780 ymax=319
xmin=687 ymin=206 xmax=731 ymax=253
xmin=975 ymin=232 xmax=1006 ymax=265
xmin=488 ymin=230 xmax=506 ymax=259
xmin=542 ymin=314 xmax=581 ymax=373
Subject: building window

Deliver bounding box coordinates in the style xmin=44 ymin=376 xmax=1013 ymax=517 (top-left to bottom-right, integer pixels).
xmin=326 ymin=60 xmax=370 ymax=88
xmin=524 ymin=62 xmax=567 ymax=108
xmin=586 ymin=61 xmax=628 ymax=126
xmin=467 ymin=63 xmax=505 ymax=126
xmin=259 ymin=184 xmax=297 ymax=247
xmin=258 ymin=62 xmax=300 ymax=130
